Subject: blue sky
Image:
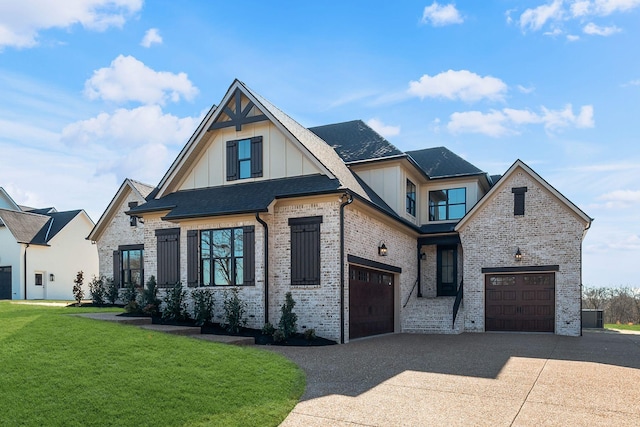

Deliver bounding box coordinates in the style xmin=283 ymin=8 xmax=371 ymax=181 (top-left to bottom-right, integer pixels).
xmin=0 ymin=0 xmax=638 ymax=287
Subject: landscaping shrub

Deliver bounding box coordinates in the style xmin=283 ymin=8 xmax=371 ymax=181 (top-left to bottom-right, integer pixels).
xmin=105 ymin=278 xmax=119 ymax=305
xmin=72 ymin=271 xmax=84 ymax=306
xmin=303 ymin=328 xmax=316 ymax=341
xmin=261 ymin=322 xmax=276 ymax=336
xmin=277 ymin=292 xmax=298 ymax=340
xmin=163 ymin=283 xmax=188 ymax=321
xmin=223 ymin=287 xmax=247 ymax=333
xmin=122 ymin=282 xmax=139 ymax=305
xmin=88 ymin=276 xmax=106 ymax=306
xmin=140 ymin=276 xmax=161 ymax=316
xmin=192 ymin=288 xmax=215 ymax=326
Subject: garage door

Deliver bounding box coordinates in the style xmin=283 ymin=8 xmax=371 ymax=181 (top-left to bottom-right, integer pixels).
xmin=349 ymin=265 xmax=394 ymax=339
xmin=0 ymin=266 xmax=11 ymax=299
xmin=485 ymin=273 xmax=555 ymax=332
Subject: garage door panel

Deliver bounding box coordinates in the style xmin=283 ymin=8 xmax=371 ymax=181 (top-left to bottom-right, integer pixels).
xmin=486 ymin=273 xmax=555 ymax=333
xmin=349 ymin=265 xmax=394 ymax=339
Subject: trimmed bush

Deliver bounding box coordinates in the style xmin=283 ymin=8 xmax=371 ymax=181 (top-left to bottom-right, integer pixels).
xmin=163 ymin=283 xmax=188 ymax=321
xmin=72 ymin=271 xmax=84 ymax=306
xmin=88 ymin=276 xmax=106 ymax=306
xmin=105 ymin=278 xmax=119 ymax=305
xmin=192 ymin=288 xmax=215 ymax=326
xmin=223 ymin=288 xmax=247 ymax=334
xmin=278 ymin=292 xmax=298 ymax=340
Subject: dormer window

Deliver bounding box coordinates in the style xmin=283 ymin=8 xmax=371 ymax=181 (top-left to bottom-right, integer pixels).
xmin=226 ymin=136 xmax=263 ymax=181
xmin=406 ymin=179 xmax=416 ymax=216
xmin=429 ymin=188 xmax=466 ymax=221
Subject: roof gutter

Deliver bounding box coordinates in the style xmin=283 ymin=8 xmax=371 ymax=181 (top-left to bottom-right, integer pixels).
xmin=23 ymin=243 xmax=29 ymax=300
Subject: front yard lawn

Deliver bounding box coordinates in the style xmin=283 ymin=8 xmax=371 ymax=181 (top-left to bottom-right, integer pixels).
xmin=0 ymin=301 xmax=304 ymax=426
xmin=605 ymin=323 xmax=640 ymax=332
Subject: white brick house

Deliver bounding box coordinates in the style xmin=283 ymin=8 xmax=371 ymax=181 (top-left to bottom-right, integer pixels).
xmin=89 ymin=80 xmax=592 ymax=342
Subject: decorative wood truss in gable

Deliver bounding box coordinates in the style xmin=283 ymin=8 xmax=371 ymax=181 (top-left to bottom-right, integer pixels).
xmin=208 ymin=88 xmax=268 ymax=132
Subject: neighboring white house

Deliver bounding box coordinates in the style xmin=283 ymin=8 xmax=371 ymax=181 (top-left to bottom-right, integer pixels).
xmin=0 ymin=188 xmax=98 ymax=300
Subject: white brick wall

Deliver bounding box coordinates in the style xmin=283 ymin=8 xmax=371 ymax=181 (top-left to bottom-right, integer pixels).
xmin=96 ymin=191 xmax=146 ymax=280
xmin=458 ymin=169 xmax=586 ymax=336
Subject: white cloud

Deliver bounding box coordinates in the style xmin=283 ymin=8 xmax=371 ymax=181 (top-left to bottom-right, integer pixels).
xmin=583 ymin=22 xmax=621 ymax=35
xmin=567 ymin=34 xmax=581 ymax=41
xmin=597 ymin=189 xmax=640 ymax=208
xmin=448 ymin=110 xmax=513 ymax=137
xmin=366 ymin=118 xmax=400 ymax=137
xmin=623 ymin=79 xmax=640 ymax=86
xmin=447 ymin=104 xmax=594 ymax=137
xmin=61 ymin=105 xmax=200 ymax=148
xmin=0 ymin=0 xmax=142 ymax=49
xmin=517 ymin=85 xmax=536 ymax=94
xmin=519 ymin=0 xmax=564 ymax=32
xmin=60 ymin=105 xmax=205 ymax=183
xmin=421 ymin=2 xmax=464 ymax=26
xmin=408 ymin=70 xmax=507 ymax=102
xmin=84 ymin=55 xmax=198 ymax=105
xmin=517 ymin=0 xmax=640 ymax=35
xmin=140 ymin=28 xmax=162 ymax=47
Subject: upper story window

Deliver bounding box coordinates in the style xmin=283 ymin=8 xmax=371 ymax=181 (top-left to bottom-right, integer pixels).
xmin=406 ymin=179 xmax=416 ymax=216
xmin=512 ymin=187 xmax=528 ymax=216
xmin=226 ymin=136 xmax=263 ymax=181
xmin=429 ymin=187 xmax=466 ymax=221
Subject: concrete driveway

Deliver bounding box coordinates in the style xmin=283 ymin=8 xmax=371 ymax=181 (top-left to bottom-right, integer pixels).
xmin=268 ymin=331 xmax=640 ymax=426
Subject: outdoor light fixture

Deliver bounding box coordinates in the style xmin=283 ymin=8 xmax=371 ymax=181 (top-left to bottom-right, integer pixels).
xmin=420 ymin=252 xmax=426 ymax=260
xmin=49 ymin=274 xmax=55 ymax=282
xmin=378 ymin=241 xmax=388 ymax=256
xmin=515 ymin=248 xmax=522 ymax=262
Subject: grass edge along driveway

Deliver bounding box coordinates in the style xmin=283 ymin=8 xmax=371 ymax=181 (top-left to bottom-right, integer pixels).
xmin=0 ymin=302 xmax=304 ymax=427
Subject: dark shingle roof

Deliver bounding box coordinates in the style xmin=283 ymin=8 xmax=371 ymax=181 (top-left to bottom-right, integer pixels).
xmin=407 ymin=147 xmax=484 ymax=179
xmin=130 ymin=175 xmax=341 ymax=220
xmin=31 ymin=210 xmax=82 ymax=244
xmin=309 ymin=120 xmax=404 ymax=163
xmin=0 ymin=209 xmax=80 ymax=244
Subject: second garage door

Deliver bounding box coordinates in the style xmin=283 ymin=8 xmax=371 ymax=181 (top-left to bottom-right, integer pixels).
xmin=349 ymin=265 xmax=394 ymax=339
xmin=485 ymin=273 xmax=555 ymax=332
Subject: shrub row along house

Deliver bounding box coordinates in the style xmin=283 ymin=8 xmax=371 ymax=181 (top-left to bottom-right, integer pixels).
xmin=0 ymin=188 xmax=98 ymax=300
xmin=88 ymin=80 xmax=592 ymax=343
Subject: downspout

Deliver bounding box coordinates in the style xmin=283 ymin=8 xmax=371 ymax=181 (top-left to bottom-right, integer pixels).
xmin=255 ymin=212 xmax=269 ymax=324
xmin=23 ymin=243 xmax=29 ymax=300
xmin=339 ymin=192 xmax=353 ymax=344
xmin=417 ymin=241 xmax=422 ymax=298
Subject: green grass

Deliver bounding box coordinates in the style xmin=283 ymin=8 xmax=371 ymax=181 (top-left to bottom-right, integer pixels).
xmin=605 ymin=323 xmax=640 ymax=332
xmin=0 ymin=301 xmax=304 ymax=426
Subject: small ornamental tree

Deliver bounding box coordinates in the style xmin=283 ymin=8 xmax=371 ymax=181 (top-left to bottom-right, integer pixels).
xmin=163 ymin=283 xmax=188 ymax=321
xmin=88 ymin=276 xmax=106 ymax=306
xmin=223 ymin=287 xmax=247 ymax=334
xmin=141 ymin=276 xmax=161 ymax=316
xmin=277 ymin=292 xmax=298 ymax=340
xmin=192 ymin=288 xmax=215 ymax=326
xmin=106 ymin=277 xmax=119 ymax=306
xmin=72 ymin=271 xmax=84 ymax=306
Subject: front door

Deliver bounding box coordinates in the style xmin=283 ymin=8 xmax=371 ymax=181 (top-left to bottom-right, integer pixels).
xmin=32 ymin=272 xmax=45 ymax=299
xmin=0 ymin=266 xmax=11 ymax=299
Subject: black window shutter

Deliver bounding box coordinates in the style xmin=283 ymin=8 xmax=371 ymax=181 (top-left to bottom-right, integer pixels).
xmin=243 ymin=226 xmax=255 ymax=285
xmin=112 ymin=250 xmax=121 ymax=288
xmin=512 ymin=187 xmax=528 ymax=216
xmin=250 ymin=136 xmax=263 ymax=178
xmin=290 ymin=222 xmax=320 ymax=286
xmin=226 ymin=140 xmax=238 ymax=181
xmin=187 ymin=230 xmax=199 ymax=287
xmin=156 ymin=228 xmax=180 ymax=287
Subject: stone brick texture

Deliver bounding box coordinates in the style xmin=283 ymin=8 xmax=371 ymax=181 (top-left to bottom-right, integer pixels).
xmin=457 ymin=168 xmax=586 ymax=336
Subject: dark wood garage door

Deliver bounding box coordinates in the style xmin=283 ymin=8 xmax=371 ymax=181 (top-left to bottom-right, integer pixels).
xmin=485 ymin=273 xmax=555 ymax=332
xmin=0 ymin=266 xmax=12 ymax=299
xmin=349 ymin=265 xmax=394 ymax=339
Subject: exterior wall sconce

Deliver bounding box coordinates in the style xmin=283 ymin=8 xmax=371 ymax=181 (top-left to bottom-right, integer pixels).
xmin=49 ymin=274 xmax=55 ymax=282
xmin=420 ymin=252 xmax=426 ymax=260
xmin=515 ymin=248 xmax=522 ymax=262
xmin=378 ymin=241 xmax=388 ymax=256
